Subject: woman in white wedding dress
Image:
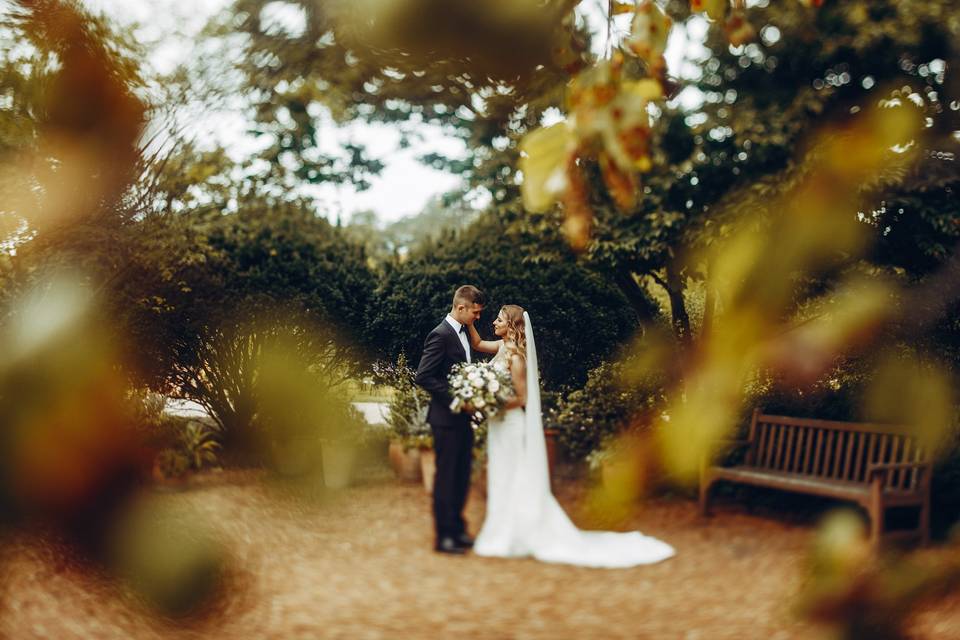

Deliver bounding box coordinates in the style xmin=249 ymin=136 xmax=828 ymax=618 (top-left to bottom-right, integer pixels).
xmin=466 ymin=305 xmax=675 ymax=568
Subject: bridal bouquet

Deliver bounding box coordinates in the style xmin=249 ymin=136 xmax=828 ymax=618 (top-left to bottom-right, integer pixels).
xmin=448 ymin=362 xmax=513 ymax=421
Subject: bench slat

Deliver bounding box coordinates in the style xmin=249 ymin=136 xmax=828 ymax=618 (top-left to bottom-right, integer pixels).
xmin=853 ymin=430 xmax=867 ymax=482
xmin=899 ymin=439 xmax=913 ymax=491
xmin=802 ymin=427 xmax=814 ymax=474
xmin=812 ymin=428 xmax=824 ymax=476
xmin=711 ymin=467 xmax=871 ymax=501
xmin=791 ymin=427 xmax=805 ymax=474
xmin=890 ymin=437 xmax=902 ymax=489
xmin=774 ymin=424 xmax=788 ymax=470
xmin=908 ymin=441 xmax=923 ymax=491
xmin=830 ymin=430 xmax=844 ymax=479
xmin=754 ymin=422 xmax=769 ymax=468
xmin=763 ymin=424 xmax=778 ymax=469
xmin=867 ymin=433 xmax=878 ymax=480
xmin=842 ymin=430 xmax=856 ymax=481
xmin=878 ymin=434 xmax=890 ymax=487
xmin=824 ymin=430 xmax=836 ymax=477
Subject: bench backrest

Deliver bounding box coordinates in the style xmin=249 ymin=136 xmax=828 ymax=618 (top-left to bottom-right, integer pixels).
xmin=745 ymin=410 xmax=930 ymax=491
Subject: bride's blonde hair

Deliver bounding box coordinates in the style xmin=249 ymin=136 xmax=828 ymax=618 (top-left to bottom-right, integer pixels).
xmin=500 ymin=304 xmax=526 ymax=363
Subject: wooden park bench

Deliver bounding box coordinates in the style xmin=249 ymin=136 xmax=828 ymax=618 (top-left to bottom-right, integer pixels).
xmin=699 ymin=409 xmax=933 ymax=546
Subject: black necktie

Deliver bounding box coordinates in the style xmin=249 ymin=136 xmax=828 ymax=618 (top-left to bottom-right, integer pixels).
xmin=459 ymin=325 xmax=466 ymax=334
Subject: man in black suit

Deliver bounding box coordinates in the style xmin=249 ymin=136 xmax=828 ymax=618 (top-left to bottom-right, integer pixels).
xmin=415 ymin=285 xmax=485 ymax=554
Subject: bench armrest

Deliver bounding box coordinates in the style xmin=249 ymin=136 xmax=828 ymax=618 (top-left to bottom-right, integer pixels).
xmin=866 ymin=462 xmax=931 ymax=484
xmin=866 ymin=462 xmax=929 ymax=473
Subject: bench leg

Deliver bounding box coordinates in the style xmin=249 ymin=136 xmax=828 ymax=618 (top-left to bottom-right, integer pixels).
xmin=869 ymin=489 xmax=884 ymax=548
xmin=919 ymin=498 xmax=930 ymax=547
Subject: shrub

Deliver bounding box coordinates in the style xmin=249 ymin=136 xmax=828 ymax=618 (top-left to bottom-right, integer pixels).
xmin=377 ymin=354 xmax=432 ymax=449
xmin=121 ymin=204 xmax=377 ymax=450
xmin=154 ymin=448 xmax=190 ymax=481
xmin=545 ymin=359 xmax=666 ymax=463
xmin=180 ymin=420 xmax=222 ymax=471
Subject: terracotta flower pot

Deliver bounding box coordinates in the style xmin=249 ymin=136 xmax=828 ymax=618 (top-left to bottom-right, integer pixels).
xmin=419 ymin=447 xmax=436 ymax=494
xmin=388 ymin=440 xmax=422 ymax=482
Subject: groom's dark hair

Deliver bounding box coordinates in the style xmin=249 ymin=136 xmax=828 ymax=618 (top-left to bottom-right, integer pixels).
xmin=453 ymin=285 xmax=485 ymax=307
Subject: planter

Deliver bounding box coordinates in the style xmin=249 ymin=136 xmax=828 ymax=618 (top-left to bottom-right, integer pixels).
xmin=600 ymin=454 xmax=642 ymax=494
xmin=321 ymin=441 xmax=358 ymax=489
xmin=419 ymin=447 xmax=436 ymax=494
xmin=388 ymin=439 xmax=422 ymax=482
xmin=271 ymin=440 xmax=316 ymax=477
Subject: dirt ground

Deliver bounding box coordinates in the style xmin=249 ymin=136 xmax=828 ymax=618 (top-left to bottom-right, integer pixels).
xmin=2 ymin=469 xmax=959 ymax=640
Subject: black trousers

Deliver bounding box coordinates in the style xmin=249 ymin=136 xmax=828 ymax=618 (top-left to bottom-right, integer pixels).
xmin=430 ymin=420 xmax=474 ymax=539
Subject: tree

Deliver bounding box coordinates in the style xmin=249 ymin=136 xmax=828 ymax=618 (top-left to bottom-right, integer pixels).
xmin=116 ymin=199 xmax=377 ymax=449
xmin=509 ymin=1 xmax=957 ymax=349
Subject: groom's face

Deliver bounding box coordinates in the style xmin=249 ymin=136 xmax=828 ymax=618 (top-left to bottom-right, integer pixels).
xmin=454 ymin=302 xmax=483 ymax=326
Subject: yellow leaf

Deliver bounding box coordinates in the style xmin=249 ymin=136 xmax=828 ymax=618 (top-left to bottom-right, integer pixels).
xmin=624 ymin=0 xmax=672 ymax=64
xmin=622 ymin=78 xmax=663 ymax=102
xmin=600 ymin=152 xmax=639 ymax=211
xmin=690 ymin=0 xmax=728 ymax=21
xmin=519 ymin=122 xmax=575 ymax=213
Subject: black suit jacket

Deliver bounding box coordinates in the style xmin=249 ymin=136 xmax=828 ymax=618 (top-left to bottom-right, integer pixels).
xmin=415 ymin=320 xmax=473 ymax=428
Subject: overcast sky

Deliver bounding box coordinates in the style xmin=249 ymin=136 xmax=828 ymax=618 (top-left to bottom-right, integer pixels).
xmin=79 ymin=0 xmax=704 ymax=224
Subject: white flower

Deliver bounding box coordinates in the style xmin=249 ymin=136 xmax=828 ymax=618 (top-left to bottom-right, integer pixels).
xmin=489 ymin=380 xmax=500 ymax=393
xmin=474 ymin=398 xmax=486 ymax=409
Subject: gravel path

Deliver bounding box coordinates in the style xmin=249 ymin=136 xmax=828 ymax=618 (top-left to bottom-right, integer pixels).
xmin=2 ymin=470 xmax=958 ymax=639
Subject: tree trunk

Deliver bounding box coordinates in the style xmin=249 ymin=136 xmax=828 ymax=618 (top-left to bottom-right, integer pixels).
xmin=652 ymin=267 xmax=692 ymax=347
xmin=613 ymin=268 xmax=656 ymax=320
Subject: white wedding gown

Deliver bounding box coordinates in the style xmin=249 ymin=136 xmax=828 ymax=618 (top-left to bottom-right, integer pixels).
xmin=473 ymin=313 xmax=675 ymax=568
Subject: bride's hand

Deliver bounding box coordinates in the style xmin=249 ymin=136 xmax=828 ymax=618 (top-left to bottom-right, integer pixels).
xmin=503 ymin=396 xmax=525 ymax=411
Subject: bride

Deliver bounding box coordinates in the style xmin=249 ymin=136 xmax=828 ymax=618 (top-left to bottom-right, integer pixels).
xmin=466 ymin=305 xmax=675 ymax=568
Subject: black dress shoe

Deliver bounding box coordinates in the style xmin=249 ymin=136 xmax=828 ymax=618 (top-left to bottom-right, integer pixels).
xmin=435 ymin=536 xmax=469 ymax=555
xmin=455 ymin=533 xmax=474 ymax=548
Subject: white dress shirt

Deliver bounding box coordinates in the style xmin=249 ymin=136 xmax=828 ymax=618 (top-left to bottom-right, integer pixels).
xmin=445 ymin=314 xmax=471 ymax=363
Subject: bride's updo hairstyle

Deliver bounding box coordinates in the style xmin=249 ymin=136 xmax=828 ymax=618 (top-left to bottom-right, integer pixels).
xmin=500 ymin=304 xmax=526 ymax=362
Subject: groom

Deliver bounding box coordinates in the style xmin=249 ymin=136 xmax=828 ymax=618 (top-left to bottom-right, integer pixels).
xmin=415 ymin=284 xmax=485 ymax=555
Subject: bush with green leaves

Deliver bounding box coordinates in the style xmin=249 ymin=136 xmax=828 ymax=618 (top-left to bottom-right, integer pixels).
xmin=154 ymin=448 xmax=190 ymax=481
xmin=545 ymin=360 xmax=667 ymax=464
xmin=180 ymin=420 xmax=222 ymax=471
xmin=119 ymin=202 xmax=377 ymax=451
